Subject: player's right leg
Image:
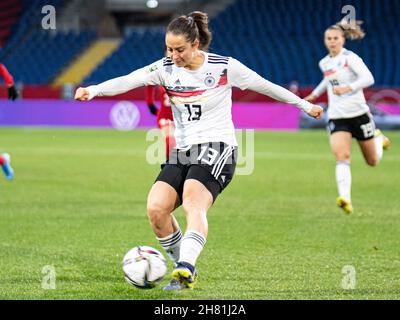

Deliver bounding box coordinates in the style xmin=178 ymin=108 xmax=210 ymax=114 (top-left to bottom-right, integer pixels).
xmin=0 ymin=153 xmax=14 ymax=181
xmin=147 ymin=180 xmax=181 ymax=264
xmin=330 ymin=131 xmax=353 ymax=214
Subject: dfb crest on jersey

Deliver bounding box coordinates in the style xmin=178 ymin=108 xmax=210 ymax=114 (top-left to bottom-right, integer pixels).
xmin=165 ymin=65 xmax=173 ymax=74
xmin=204 ymin=75 xmax=216 ymax=87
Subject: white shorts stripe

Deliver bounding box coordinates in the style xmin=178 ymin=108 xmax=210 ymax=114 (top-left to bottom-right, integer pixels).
xmin=212 ymin=147 xmax=233 ymax=179
xmin=214 ymin=147 xmax=234 ymax=179
xmin=211 ymin=147 xmax=231 ymax=176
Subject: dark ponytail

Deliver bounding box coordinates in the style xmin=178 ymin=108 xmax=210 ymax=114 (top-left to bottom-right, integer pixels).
xmin=166 ymin=11 xmax=212 ymax=51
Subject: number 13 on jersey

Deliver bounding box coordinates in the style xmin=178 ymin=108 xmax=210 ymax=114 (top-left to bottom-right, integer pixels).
xmin=185 ymin=103 xmax=202 ymax=121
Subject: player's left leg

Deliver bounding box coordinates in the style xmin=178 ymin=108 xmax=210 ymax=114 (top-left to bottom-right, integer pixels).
xmin=0 ymin=153 xmax=14 ymax=181
xmin=147 ymin=180 xmax=182 ymax=264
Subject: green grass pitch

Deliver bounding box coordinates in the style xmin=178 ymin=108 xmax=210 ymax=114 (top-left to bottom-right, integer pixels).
xmin=0 ymin=128 xmax=399 ymax=300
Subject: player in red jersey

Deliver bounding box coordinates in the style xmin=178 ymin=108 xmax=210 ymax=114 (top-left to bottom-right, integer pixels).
xmin=146 ymin=84 xmax=176 ymax=159
xmin=0 ymin=63 xmax=17 ymax=180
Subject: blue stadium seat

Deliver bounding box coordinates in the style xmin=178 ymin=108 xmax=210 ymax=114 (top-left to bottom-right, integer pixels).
xmin=1 ymin=0 xmax=97 ymax=84
xmin=2 ymin=29 xmax=96 ymax=84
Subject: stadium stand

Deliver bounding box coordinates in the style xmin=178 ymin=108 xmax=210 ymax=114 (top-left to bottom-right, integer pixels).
xmin=0 ymin=0 xmax=22 ymax=47
xmin=3 ymin=30 xmax=96 ymax=84
xmin=0 ymin=0 xmax=96 ymax=85
xmin=83 ymin=0 xmax=400 ymax=87
xmin=0 ymin=0 xmax=399 ymax=88
xmin=83 ymin=30 xmax=165 ymax=85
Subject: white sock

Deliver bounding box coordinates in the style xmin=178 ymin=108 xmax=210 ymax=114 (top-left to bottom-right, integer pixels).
xmin=374 ymin=134 xmax=384 ymax=162
xmin=336 ymin=160 xmax=351 ymax=201
xmin=178 ymin=230 xmax=206 ymax=267
xmin=157 ymin=229 xmax=182 ymax=264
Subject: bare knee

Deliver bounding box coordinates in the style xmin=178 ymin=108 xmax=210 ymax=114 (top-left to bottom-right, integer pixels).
xmin=334 ymin=151 xmax=351 ymax=162
xmin=182 ymin=197 xmax=196 ymax=212
xmin=182 ymin=196 xmax=209 ymax=214
xmin=147 ymin=202 xmax=170 ymax=232
xmin=366 ymin=156 xmax=379 ymax=167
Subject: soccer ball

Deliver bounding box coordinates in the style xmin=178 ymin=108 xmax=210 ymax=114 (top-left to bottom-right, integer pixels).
xmin=122 ymin=246 xmax=167 ymax=289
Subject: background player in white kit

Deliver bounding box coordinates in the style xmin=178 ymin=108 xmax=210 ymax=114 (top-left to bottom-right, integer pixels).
xmin=75 ymin=11 xmax=323 ymax=290
xmin=305 ymin=20 xmax=391 ymax=215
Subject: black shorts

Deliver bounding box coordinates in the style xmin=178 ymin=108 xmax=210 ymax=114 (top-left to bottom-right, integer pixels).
xmin=327 ymin=113 xmax=376 ymax=141
xmin=155 ymin=142 xmax=237 ymax=203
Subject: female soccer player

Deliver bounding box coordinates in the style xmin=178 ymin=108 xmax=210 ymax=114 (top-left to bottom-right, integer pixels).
xmin=146 ymin=85 xmax=176 ymax=159
xmin=305 ymin=20 xmax=390 ymax=215
xmin=75 ymin=11 xmax=323 ymax=290
xmin=1 ymin=63 xmax=16 ymax=180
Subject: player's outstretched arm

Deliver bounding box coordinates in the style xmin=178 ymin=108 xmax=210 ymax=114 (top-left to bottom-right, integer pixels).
xmin=306 ymin=105 xmax=324 ymax=119
xmin=258 ymin=80 xmax=324 ymax=119
xmin=74 ymin=87 xmax=90 ymax=101
xmin=74 ymin=73 xmax=142 ymax=101
xmin=228 ymin=58 xmax=324 ymax=119
xmin=74 ymin=61 xmax=163 ymax=101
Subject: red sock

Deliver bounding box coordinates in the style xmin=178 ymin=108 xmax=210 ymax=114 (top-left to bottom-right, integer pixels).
xmin=0 ymin=155 xmax=5 ymax=166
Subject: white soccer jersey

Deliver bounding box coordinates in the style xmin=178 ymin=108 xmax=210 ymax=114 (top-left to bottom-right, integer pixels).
xmin=87 ymin=51 xmax=314 ymax=147
xmin=312 ymin=48 xmax=374 ymax=120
